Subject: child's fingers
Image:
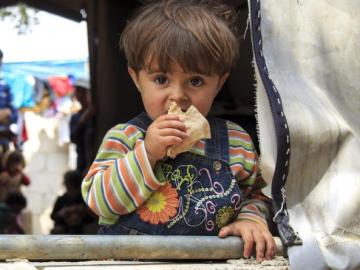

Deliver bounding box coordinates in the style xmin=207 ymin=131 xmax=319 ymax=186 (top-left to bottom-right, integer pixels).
xmin=219 ymin=224 xmax=254 ymax=259
xmin=263 ymin=231 xmax=276 ymax=260
xmin=218 ymin=222 xmax=254 ymax=259
xmin=241 ymin=230 xmax=255 ymax=259
xmin=218 ymin=221 xmax=243 ymax=238
xmin=159 ymin=128 xmax=188 ymax=139
xmin=156 ymin=114 xmax=181 ymax=121
xmin=157 ymin=120 xmax=187 ymax=131
xmin=253 ymin=230 xmax=265 ymax=262
xmin=161 ymin=136 xmax=183 ymax=147
xmin=154 ymin=114 xmax=187 ymax=131
xmin=218 ymin=224 xmax=232 ymax=238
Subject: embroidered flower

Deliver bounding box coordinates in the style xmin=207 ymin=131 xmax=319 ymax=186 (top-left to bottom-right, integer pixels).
xmin=137 ymin=182 xmax=179 ymax=224
xmin=216 ymin=206 xmax=235 ymax=228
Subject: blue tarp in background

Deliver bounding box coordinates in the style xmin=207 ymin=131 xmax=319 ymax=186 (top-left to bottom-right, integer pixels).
xmin=2 ymin=59 xmax=88 ymax=108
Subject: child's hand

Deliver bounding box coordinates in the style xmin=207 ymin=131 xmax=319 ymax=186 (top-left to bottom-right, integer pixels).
xmin=145 ymin=114 xmax=188 ymax=167
xmin=218 ymin=219 xmax=276 ymax=262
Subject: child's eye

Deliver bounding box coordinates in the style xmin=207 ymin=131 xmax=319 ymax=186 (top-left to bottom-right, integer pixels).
xmin=189 ymin=77 xmax=203 ymax=87
xmin=154 ymin=75 xmax=169 ymax=85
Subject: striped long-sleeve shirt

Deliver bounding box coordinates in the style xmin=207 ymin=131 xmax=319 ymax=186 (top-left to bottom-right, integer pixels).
xmin=82 ymin=120 xmax=271 ymax=226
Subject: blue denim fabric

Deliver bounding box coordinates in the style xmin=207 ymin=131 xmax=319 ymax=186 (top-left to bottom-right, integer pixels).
xmin=99 ymin=113 xmax=243 ymax=236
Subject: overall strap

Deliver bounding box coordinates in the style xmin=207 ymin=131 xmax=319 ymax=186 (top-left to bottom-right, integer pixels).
xmin=205 ymin=117 xmax=229 ymax=163
xmin=127 ymin=112 xmax=152 ymax=132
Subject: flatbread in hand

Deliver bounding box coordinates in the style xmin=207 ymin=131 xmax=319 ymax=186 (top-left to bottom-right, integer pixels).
xmin=167 ymin=102 xmax=211 ymax=158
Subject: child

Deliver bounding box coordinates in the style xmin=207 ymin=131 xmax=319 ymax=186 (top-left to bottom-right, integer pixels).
xmin=3 ymin=191 xmax=27 ymax=234
xmin=0 ymin=150 xmax=30 ymax=202
xmin=51 ymin=170 xmax=97 ymax=234
xmin=82 ymin=0 xmax=275 ymax=262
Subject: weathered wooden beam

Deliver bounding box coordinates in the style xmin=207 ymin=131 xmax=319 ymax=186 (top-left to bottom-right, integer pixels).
xmin=0 ymin=235 xmax=284 ymax=261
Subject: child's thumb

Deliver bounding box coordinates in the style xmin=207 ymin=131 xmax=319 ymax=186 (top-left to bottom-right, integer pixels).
xmin=218 ymin=225 xmax=232 ymax=238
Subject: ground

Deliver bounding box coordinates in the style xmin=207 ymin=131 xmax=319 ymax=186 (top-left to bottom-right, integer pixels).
xmin=1 ymin=257 xmax=290 ymax=269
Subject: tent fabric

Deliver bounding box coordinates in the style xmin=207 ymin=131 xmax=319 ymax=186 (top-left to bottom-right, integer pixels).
xmin=2 ymin=59 xmax=88 ymax=80
xmin=4 ymin=75 xmax=35 ymax=109
xmin=253 ymin=0 xmax=360 ymax=269
xmin=2 ymin=59 xmax=88 ymax=109
xmin=248 ymin=0 xmax=301 ymax=247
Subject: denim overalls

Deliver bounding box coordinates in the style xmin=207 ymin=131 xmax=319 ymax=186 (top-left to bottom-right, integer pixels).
xmin=99 ymin=112 xmax=243 ymax=235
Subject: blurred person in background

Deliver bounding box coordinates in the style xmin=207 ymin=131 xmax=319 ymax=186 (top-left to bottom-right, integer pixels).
xmin=0 ymin=49 xmax=18 ymax=153
xmin=50 ymin=170 xmax=97 ymax=234
xmin=69 ymin=78 xmax=95 ymax=175
xmin=2 ymin=191 xmax=27 ymax=234
xmin=0 ymin=150 xmax=30 ymax=203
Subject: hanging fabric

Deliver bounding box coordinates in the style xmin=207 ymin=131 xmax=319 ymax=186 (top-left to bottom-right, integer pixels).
xmin=250 ymin=0 xmax=360 ymax=269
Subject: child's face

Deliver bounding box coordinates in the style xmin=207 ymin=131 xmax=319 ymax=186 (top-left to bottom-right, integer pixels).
xmin=8 ymin=162 xmax=23 ymax=175
xmin=128 ymin=62 xmax=228 ymax=120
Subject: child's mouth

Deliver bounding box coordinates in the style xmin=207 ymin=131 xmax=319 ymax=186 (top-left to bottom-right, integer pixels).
xmin=167 ymin=102 xmax=190 ymax=113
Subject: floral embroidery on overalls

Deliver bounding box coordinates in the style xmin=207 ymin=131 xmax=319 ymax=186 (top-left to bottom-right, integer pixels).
xmin=160 ymin=162 xmax=242 ymax=232
xmin=137 ymin=182 xmax=179 ymax=224
xmin=163 ymin=164 xmax=197 ymax=190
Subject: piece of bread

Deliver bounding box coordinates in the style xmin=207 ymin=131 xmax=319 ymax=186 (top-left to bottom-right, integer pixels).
xmin=167 ymin=102 xmax=211 ymax=158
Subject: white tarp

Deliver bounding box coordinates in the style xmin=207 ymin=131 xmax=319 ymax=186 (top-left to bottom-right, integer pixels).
xmin=255 ymin=0 xmax=360 ymax=269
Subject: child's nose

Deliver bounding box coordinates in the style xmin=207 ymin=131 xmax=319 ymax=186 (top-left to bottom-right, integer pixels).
xmin=169 ymin=85 xmax=188 ymax=102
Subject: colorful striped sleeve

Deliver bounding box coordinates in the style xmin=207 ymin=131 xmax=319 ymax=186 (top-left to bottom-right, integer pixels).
xmin=81 ymin=123 xmax=165 ymax=225
xmin=227 ymin=121 xmax=272 ymax=227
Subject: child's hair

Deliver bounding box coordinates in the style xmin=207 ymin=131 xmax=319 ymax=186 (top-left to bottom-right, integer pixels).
xmin=120 ymin=0 xmax=239 ymax=76
xmin=63 ymin=170 xmax=83 ymax=189
xmin=3 ymin=151 xmax=25 ymax=171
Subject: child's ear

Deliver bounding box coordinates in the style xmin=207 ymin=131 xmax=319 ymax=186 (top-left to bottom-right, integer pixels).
xmin=128 ymin=67 xmax=140 ymax=91
xmin=217 ymin=73 xmax=230 ymax=93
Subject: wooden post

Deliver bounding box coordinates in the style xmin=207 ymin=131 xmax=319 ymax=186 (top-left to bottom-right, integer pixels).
xmin=0 ymin=235 xmax=284 ymax=261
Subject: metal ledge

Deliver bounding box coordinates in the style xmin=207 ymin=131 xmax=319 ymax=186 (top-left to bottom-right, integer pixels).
xmin=0 ymin=235 xmax=284 ymax=261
